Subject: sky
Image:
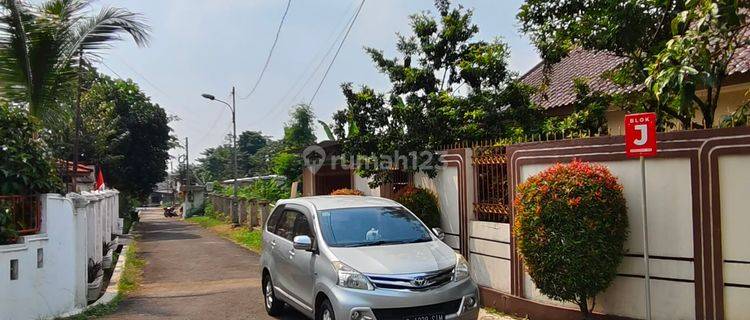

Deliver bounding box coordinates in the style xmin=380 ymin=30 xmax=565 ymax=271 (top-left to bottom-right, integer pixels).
xmin=92 ymin=0 xmax=541 ymax=163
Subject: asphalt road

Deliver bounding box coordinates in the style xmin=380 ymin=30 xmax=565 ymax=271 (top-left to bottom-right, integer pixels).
xmin=103 ymin=208 xmax=307 ymax=320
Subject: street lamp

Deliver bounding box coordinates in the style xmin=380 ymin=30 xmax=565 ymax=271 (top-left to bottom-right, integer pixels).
xmin=201 ymin=87 xmax=240 ymax=226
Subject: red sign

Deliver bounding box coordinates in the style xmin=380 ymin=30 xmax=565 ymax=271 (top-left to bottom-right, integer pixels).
xmin=625 ymin=113 xmax=657 ymax=158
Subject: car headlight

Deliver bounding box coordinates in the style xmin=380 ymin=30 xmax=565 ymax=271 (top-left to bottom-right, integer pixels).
xmin=332 ymin=261 xmax=374 ymax=290
xmin=452 ymin=253 xmax=470 ymax=282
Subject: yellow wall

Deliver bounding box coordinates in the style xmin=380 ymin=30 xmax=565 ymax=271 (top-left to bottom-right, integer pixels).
xmin=605 ymin=84 xmax=749 ymax=131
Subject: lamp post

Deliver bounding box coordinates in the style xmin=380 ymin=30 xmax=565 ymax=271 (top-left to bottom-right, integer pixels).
xmin=201 ymin=87 xmax=239 ymax=226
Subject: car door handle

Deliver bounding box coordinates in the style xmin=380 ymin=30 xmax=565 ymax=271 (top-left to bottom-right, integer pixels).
xmin=288 ymin=249 xmax=295 ymax=258
xmin=270 ymin=239 xmax=276 ymax=247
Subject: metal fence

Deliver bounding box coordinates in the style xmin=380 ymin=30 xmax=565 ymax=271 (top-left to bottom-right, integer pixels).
xmin=0 ymin=195 xmax=42 ymax=235
xmin=472 ymin=145 xmax=511 ymax=223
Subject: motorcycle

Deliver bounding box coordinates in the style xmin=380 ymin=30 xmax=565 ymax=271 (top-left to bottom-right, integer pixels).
xmin=163 ymin=206 xmax=178 ymax=217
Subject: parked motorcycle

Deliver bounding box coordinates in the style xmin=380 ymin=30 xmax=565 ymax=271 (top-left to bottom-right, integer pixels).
xmin=163 ymin=206 xmax=178 ymax=217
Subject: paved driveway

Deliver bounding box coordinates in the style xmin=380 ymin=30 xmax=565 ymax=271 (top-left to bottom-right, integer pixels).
xmin=104 ymin=208 xmax=306 ymax=320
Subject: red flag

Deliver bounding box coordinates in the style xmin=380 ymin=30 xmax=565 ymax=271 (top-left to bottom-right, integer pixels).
xmin=96 ymin=167 xmax=105 ymax=190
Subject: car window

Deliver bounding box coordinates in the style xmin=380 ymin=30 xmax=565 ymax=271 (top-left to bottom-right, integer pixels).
xmin=293 ymin=213 xmax=312 ymax=239
xmin=317 ymin=206 xmax=432 ymax=247
xmin=266 ymin=207 xmax=283 ymax=232
xmin=275 ymin=211 xmax=297 ymax=241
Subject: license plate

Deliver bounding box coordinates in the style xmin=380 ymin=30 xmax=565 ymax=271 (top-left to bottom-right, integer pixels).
xmin=403 ymin=314 xmax=445 ymax=320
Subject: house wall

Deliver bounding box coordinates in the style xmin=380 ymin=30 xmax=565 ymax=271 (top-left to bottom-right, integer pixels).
xmin=605 ymin=83 xmax=749 ymax=132
xmin=0 ymin=191 xmax=120 ymax=320
xmin=352 ymin=174 xmax=380 ymax=196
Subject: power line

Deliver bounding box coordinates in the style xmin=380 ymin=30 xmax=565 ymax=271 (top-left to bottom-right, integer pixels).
xmin=241 ymin=0 xmax=292 ymax=100
xmin=308 ymin=0 xmax=365 ymax=105
xmin=249 ymin=1 xmax=359 ymax=125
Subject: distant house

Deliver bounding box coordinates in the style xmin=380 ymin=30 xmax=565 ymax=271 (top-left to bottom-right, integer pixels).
xmin=520 ymin=46 xmax=750 ymax=132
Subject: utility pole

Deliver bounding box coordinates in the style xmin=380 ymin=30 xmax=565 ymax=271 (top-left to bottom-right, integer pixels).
xmin=231 ymin=87 xmax=239 ymax=227
xmin=201 ymin=87 xmax=239 ymax=226
xmin=72 ymin=48 xmax=84 ymax=192
xmin=185 ymin=137 xmax=190 ymax=205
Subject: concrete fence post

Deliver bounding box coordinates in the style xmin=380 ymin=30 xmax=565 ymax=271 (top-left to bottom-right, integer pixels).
xmin=248 ymin=200 xmax=259 ymax=229
xmin=259 ymin=200 xmax=270 ymax=228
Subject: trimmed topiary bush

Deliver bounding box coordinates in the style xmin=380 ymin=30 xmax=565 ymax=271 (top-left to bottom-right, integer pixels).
xmin=394 ymin=186 xmax=441 ymax=229
xmin=330 ymin=188 xmax=364 ymax=196
xmin=513 ymin=160 xmax=628 ymax=319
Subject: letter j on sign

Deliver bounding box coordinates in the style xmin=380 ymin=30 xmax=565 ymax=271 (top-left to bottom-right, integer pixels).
xmin=625 ymin=113 xmax=658 ymax=158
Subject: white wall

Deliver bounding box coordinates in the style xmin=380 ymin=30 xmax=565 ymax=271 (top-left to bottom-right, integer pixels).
xmin=718 ymin=154 xmax=750 ymax=319
xmin=517 ymin=158 xmax=696 ymax=320
xmin=469 ymin=221 xmax=511 ymax=293
xmin=415 ymin=167 xmax=461 ymax=250
xmin=353 ymin=175 xmax=380 ymax=196
xmin=0 ymin=191 xmax=120 ymax=320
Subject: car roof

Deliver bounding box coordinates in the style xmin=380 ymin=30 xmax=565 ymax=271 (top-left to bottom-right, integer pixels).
xmin=278 ymin=196 xmax=402 ymax=211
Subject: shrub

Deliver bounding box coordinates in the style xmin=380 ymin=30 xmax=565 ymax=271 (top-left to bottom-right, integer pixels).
xmin=225 ymin=179 xmax=290 ymax=203
xmin=330 ymin=188 xmax=364 ymax=196
xmin=0 ymin=204 xmax=19 ymax=245
xmin=0 ymin=104 xmax=61 ymax=195
xmin=513 ymin=160 xmax=628 ymax=319
xmin=394 ymin=186 xmax=441 ymax=229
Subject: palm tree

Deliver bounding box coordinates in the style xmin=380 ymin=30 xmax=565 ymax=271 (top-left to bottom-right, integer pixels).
xmin=0 ymin=0 xmax=149 ymax=124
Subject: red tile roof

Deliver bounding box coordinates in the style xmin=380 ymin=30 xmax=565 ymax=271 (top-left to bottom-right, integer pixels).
xmin=522 ymin=35 xmax=750 ymax=110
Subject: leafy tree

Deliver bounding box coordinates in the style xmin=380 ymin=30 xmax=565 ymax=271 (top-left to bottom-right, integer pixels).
xmin=195 ymin=143 xmax=233 ymax=182
xmin=647 ymin=0 xmax=750 ymax=128
xmin=270 ymin=104 xmax=317 ymax=181
xmin=518 ymin=0 xmax=749 ymax=129
xmin=334 ymin=0 xmax=542 ymax=186
xmin=271 ymin=152 xmax=303 ymax=181
xmin=80 ymin=77 xmax=173 ymax=200
xmin=282 ymin=104 xmax=317 ymax=152
xmin=543 ymin=79 xmax=610 ymax=138
xmin=0 ymin=104 xmax=61 ymax=195
xmin=237 ymin=130 xmax=269 ymax=174
xmin=0 ymin=0 xmax=149 ymax=125
xmin=248 ymin=140 xmax=284 ymax=176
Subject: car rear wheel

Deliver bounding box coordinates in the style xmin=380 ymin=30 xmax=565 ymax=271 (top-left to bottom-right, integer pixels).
xmin=263 ymin=275 xmax=284 ymax=316
xmin=316 ymin=299 xmax=334 ymax=320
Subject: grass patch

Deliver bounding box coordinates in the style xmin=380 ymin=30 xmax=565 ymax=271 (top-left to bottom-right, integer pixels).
xmin=186 ymin=216 xmax=263 ymax=252
xmin=118 ymin=241 xmax=145 ymax=295
xmin=59 ymin=295 xmax=122 ymax=320
xmin=484 ymin=307 xmax=529 ymax=320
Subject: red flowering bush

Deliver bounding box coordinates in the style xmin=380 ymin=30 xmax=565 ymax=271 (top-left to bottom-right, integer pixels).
xmin=330 ymin=188 xmax=365 ymax=196
xmin=394 ymin=186 xmax=441 ymax=229
xmin=514 ymin=160 xmax=628 ymax=319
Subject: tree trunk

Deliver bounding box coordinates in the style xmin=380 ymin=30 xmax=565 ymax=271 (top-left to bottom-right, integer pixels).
xmin=578 ymin=299 xmax=593 ymax=320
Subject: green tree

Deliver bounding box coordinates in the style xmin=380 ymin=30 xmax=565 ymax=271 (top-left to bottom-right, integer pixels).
xmin=195 ymin=144 xmax=233 ymax=182
xmin=0 ymin=0 xmax=149 ymax=125
xmin=248 ymin=140 xmax=283 ymax=176
xmin=333 ymin=0 xmax=542 ymax=186
xmin=237 ymin=130 xmax=269 ymax=174
xmin=647 ymin=0 xmax=750 ymax=128
xmin=0 ymin=104 xmax=61 ymax=195
xmin=80 ymin=77 xmax=173 ymax=200
xmin=270 ymin=104 xmax=318 ymax=182
xmin=518 ymin=0 xmax=749 ymax=129
xmin=282 ymin=104 xmax=317 ymax=152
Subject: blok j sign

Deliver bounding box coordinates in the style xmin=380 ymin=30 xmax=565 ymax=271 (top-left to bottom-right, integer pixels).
xmin=624 ymin=111 xmax=658 ymax=320
xmin=625 ymin=112 xmax=658 ymax=158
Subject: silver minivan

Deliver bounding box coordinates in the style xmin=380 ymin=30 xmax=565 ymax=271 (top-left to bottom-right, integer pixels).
xmin=260 ymin=196 xmax=479 ymax=320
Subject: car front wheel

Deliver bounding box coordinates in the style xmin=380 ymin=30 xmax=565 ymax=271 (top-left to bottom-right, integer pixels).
xmin=316 ymin=299 xmax=335 ymax=320
xmin=263 ymin=275 xmax=284 ymax=316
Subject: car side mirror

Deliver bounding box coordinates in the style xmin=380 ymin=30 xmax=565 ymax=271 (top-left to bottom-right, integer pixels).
xmin=432 ymin=228 xmax=445 ymax=241
xmin=293 ymin=235 xmax=313 ymax=251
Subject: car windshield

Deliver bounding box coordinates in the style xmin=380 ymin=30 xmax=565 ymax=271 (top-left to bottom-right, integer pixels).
xmin=317 ymin=206 xmax=432 ymax=248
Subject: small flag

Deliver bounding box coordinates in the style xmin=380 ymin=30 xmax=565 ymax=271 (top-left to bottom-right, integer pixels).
xmin=96 ymin=167 xmax=105 ymax=190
